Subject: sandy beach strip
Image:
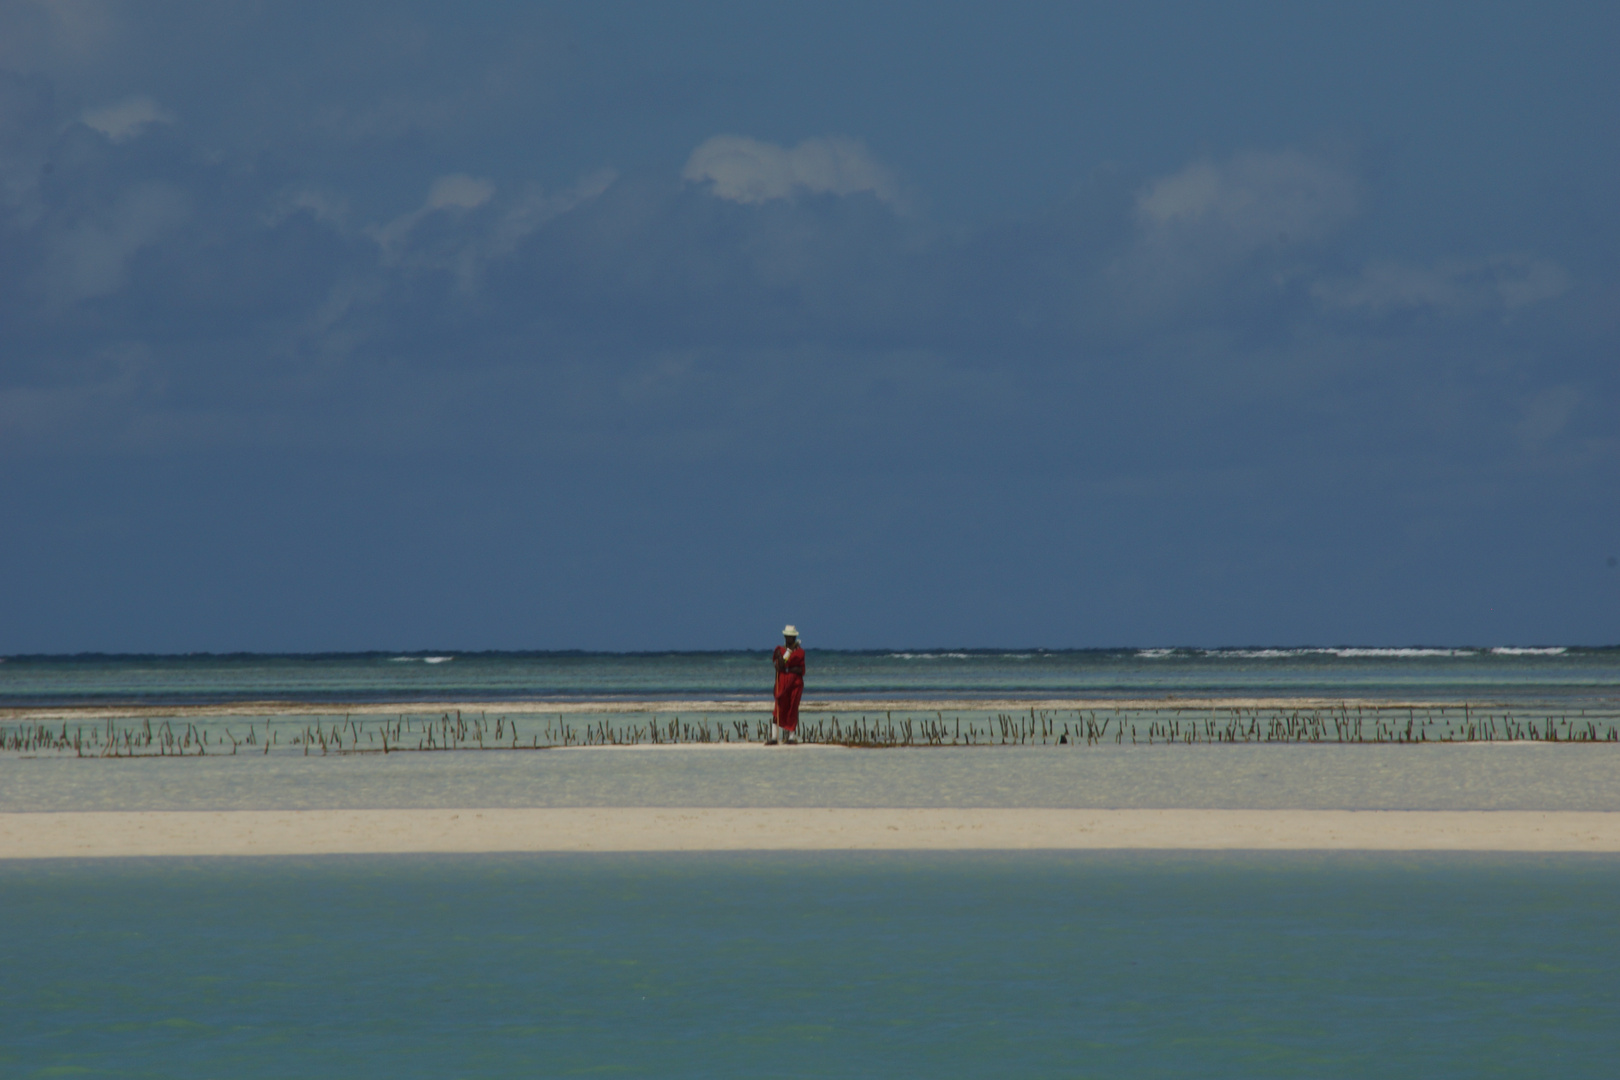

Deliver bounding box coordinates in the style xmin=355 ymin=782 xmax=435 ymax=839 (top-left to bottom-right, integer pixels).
xmin=3 ymin=809 xmax=1618 ymax=858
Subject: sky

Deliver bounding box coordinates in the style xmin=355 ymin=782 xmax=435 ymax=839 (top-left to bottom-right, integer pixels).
xmin=0 ymin=0 xmax=1616 ymax=652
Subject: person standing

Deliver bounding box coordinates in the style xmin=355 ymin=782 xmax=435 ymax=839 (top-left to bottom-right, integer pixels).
xmin=770 ymin=625 xmax=805 ymax=745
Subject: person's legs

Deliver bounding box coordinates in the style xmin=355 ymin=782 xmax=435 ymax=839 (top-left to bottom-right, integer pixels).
xmin=782 ymin=681 xmax=803 ymax=743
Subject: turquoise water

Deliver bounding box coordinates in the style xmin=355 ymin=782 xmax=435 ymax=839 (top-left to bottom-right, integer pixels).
xmin=3 ymin=647 xmax=1617 ymax=706
xmin=7 ymin=651 xmax=1617 ymax=1079
xmin=4 ymin=852 xmax=1616 ymax=1078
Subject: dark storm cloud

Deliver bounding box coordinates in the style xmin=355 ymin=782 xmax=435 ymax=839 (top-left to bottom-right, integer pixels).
xmin=5 ymin=114 xmax=1594 ymax=467
xmin=0 ymin=1 xmax=1614 ymax=650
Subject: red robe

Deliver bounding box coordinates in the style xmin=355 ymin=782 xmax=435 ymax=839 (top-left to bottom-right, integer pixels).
xmin=773 ymin=645 xmax=805 ymax=731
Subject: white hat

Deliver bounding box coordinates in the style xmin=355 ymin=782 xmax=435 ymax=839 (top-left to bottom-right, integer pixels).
xmin=782 ymin=625 xmax=799 ymax=637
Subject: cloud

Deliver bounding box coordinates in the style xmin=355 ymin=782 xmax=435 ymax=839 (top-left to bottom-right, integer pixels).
xmin=42 ymin=180 xmax=189 ymax=306
xmin=483 ymin=168 xmax=616 ymax=259
xmin=1112 ymin=150 xmax=1360 ymax=311
xmin=424 ymin=173 xmax=494 ymax=211
xmin=1135 ymin=150 xmax=1359 ymax=254
xmin=368 ymin=169 xmax=615 ymax=288
xmin=0 ymin=103 xmax=1598 ymax=504
xmin=370 ymin=172 xmax=495 ymax=259
xmin=1313 ymin=255 xmax=1571 ymax=315
xmin=266 ymin=189 xmax=349 ymax=227
xmin=80 ymin=95 xmax=174 ymax=142
xmin=683 ymin=135 xmax=899 ymax=205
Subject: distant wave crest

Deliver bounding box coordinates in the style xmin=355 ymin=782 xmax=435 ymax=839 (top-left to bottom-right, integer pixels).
xmin=1121 ymin=646 xmax=1574 ymax=661
xmin=1162 ymin=647 xmax=1484 ymax=659
xmin=1321 ymin=648 xmax=1474 ymax=658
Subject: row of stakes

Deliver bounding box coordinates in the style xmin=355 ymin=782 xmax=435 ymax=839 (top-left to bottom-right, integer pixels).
xmin=3 ymin=705 xmax=1619 ymax=757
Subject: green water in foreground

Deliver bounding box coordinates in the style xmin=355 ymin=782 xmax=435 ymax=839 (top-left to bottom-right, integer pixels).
xmin=3 ymin=852 xmax=1616 ymax=1078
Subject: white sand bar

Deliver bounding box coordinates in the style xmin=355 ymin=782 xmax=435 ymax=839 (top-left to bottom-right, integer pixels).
xmin=4 ymin=809 xmax=1620 ymax=858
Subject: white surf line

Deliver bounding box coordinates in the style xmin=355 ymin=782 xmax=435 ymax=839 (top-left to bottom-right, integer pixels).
xmin=2 ymin=809 xmax=1619 ymax=858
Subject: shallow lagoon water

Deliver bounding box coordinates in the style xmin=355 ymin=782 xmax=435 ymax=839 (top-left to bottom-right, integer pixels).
xmin=7 ymin=650 xmax=1618 ymax=1078
xmin=5 ymin=743 xmax=1620 ymax=812
xmin=3 ymin=852 xmax=1616 ymax=1079
xmin=4 ymin=647 xmax=1617 ymax=706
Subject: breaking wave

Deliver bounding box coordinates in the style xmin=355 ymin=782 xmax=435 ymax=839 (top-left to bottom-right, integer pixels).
xmin=1321 ymin=648 xmax=1474 ymax=658
xmin=1130 ymin=646 xmax=1575 ymax=661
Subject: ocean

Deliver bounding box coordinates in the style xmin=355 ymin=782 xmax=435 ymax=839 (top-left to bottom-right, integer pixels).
xmin=4 ymin=648 xmax=1618 ymax=1076
xmin=3 ymin=852 xmax=1617 ymax=1078
xmin=3 ymin=645 xmax=1616 ymax=707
